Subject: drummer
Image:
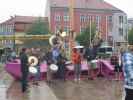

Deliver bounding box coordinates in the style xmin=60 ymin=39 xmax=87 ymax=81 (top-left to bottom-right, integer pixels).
xmin=29 ymin=57 xmax=39 ymax=86
xmin=45 ymin=49 xmax=54 ymax=84
xmin=57 ymin=54 xmax=67 ymax=81
xmin=85 ymin=44 xmax=97 ymax=80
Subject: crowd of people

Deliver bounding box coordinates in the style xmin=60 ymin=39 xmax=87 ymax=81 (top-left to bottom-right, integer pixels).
xmin=5 ymin=45 xmax=120 ymax=88
xmin=8 ymin=45 xmax=110 ymax=90
xmin=5 ymin=44 xmax=133 ymax=100
xmin=3 ymin=32 xmax=133 ymax=100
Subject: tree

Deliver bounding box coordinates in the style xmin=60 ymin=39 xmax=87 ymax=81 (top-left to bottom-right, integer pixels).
xmin=128 ymin=28 xmax=133 ymax=45
xmin=76 ymin=23 xmax=96 ymax=46
xmin=25 ymin=17 xmax=50 ymax=47
xmin=27 ymin=17 xmax=49 ymax=35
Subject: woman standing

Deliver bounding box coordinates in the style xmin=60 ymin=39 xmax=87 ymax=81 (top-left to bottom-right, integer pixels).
xmin=72 ymin=48 xmax=81 ymax=82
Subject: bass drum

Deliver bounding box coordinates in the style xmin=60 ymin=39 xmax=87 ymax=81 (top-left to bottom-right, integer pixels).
xmin=28 ymin=56 xmax=38 ymax=66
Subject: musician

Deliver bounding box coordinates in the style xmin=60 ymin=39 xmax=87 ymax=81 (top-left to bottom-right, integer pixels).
xmin=45 ymin=49 xmax=54 ymax=83
xmin=20 ymin=48 xmax=29 ymax=92
xmin=52 ymin=47 xmax=60 ymax=64
xmin=30 ymin=49 xmax=41 ymax=86
xmin=29 ymin=58 xmax=40 ymax=86
xmin=57 ymin=54 xmax=67 ymax=81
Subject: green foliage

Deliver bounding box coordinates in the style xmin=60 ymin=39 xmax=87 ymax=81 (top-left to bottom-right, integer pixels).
xmin=27 ymin=17 xmax=49 ymax=35
xmin=76 ymin=23 xmax=96 ymax=46
xmin=128 ymin=28 xmax=133 ymax=45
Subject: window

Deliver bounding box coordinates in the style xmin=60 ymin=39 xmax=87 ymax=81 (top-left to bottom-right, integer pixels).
xmin=55 ymin=25 xmax=61 ymax=33
xmin=64 ymin=14 xmax=69 ymax=22
xmin=86 ymin=16 xmax=90 ymax=22
xmin=80 ymin=15 xmax=86 ymax=22
xmin=125 ymin=16 xmax=127 ymax=24
xmin=80 ymin=26 xmax=85 ymax=33
xmin=108 ymin=16 xmax=113 ymax=32
xmin=8 ymin=25 xmax=13 ymax=33
xmin=119 ymin=16 xmax=123 ymax=24
xmin=119 ymin=28 xmax=123 ymax=36
xmin=96 ymin=16 xmax=100 ymax=23
xmin=108 ymin=16 xmax=113 ymax=23
xmin=55 ymin=14 xmax=61 ymax=22
xmin=96 ymin=16 xmax=101 ymax=31
xmin=64 ymin=26 xmax=70 ymax=33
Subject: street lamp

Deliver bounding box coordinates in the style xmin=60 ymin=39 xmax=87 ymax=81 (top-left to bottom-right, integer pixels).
xmin=13 ymin=15 xmax=16 ymax=50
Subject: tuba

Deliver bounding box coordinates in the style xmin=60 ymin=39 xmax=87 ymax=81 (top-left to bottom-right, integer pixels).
xmin=28 ymin=56 xmax=38 ymax=74
xmin=49 ymin=34 xmax=63 ymax=47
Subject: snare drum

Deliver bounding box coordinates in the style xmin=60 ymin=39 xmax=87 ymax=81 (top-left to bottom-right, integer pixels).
xmin=49 ymin=64 xmax=58 ymax=73
xmin=90 ymin=60 xmax=98 ymax=69
xmin=29 ymin=66 xmax=38 ymax=75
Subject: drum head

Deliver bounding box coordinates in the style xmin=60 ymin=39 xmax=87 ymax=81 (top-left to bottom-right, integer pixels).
xmin=90 ymin=60 xmax=98 ymax=69
xmin=50 ymin=64 xmax=58 ymax=72
xmin=29 ymin=66 xmax=37 ymax=74
xmin=28 ymin=56 xmax=38 ymax=66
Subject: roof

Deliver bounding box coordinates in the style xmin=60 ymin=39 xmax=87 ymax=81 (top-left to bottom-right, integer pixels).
xmin=128 ymin=18 xmax=133 ymax=21
xmin=1 ymin=16 xmax=48 ymax=25
xmin=128 ymin=18 xmax=133 ymax=24
xmin=49 ymin=0 xmax=123 ymax=11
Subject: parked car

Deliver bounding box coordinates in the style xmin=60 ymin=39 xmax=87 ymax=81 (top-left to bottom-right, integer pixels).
xmin=97 ymin=42 xmax=113 ymax=58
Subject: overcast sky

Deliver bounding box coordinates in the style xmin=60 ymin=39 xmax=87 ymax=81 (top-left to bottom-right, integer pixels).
xmin=0 ymin=0 xmax=132 ymax=22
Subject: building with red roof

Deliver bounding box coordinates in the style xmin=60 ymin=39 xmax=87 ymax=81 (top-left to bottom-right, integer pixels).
xmin=0 ymin=16 xmax=48 ymax=48
xmin=46 ymin=0 xmax=127 ymax=44
xmin=1 ymin=15 xmax=48 ymax=33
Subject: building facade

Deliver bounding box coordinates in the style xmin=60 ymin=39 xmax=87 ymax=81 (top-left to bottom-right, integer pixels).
xmin=0 ymin=16 xmax=48 ymax=48
xmin=46 ymin=0 xmax=127 ymax=43
xmin=1 ymin=16 xmax=48 ymax=34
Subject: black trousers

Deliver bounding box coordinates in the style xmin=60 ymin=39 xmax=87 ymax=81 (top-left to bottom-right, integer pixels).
xmin=57 ymin=64 xmax=65 ymax=80
xmin=21 ymin=72 xmax=28 ymax=92
xmin=125 ymin=88 xmax=133 ymax=100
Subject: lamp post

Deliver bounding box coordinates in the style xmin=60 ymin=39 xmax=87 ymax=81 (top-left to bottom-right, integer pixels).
xmin=90 ymin=16 xmax=92 ymax=46
xmin=13 ymin=15 xmax=16 ymax=50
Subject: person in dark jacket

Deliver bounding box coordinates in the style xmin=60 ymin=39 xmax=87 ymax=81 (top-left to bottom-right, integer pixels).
xmin=57 ymin=54 xmax=66 ymax=81
xmin=20 ymin=48 xmax=29 ymax=92
xmin=45 ymin=49 xmax=54 ymax=83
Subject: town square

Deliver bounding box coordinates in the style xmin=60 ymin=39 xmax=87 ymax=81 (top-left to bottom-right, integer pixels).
xmin=0 ymin=0 xmax=133 ymax=100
